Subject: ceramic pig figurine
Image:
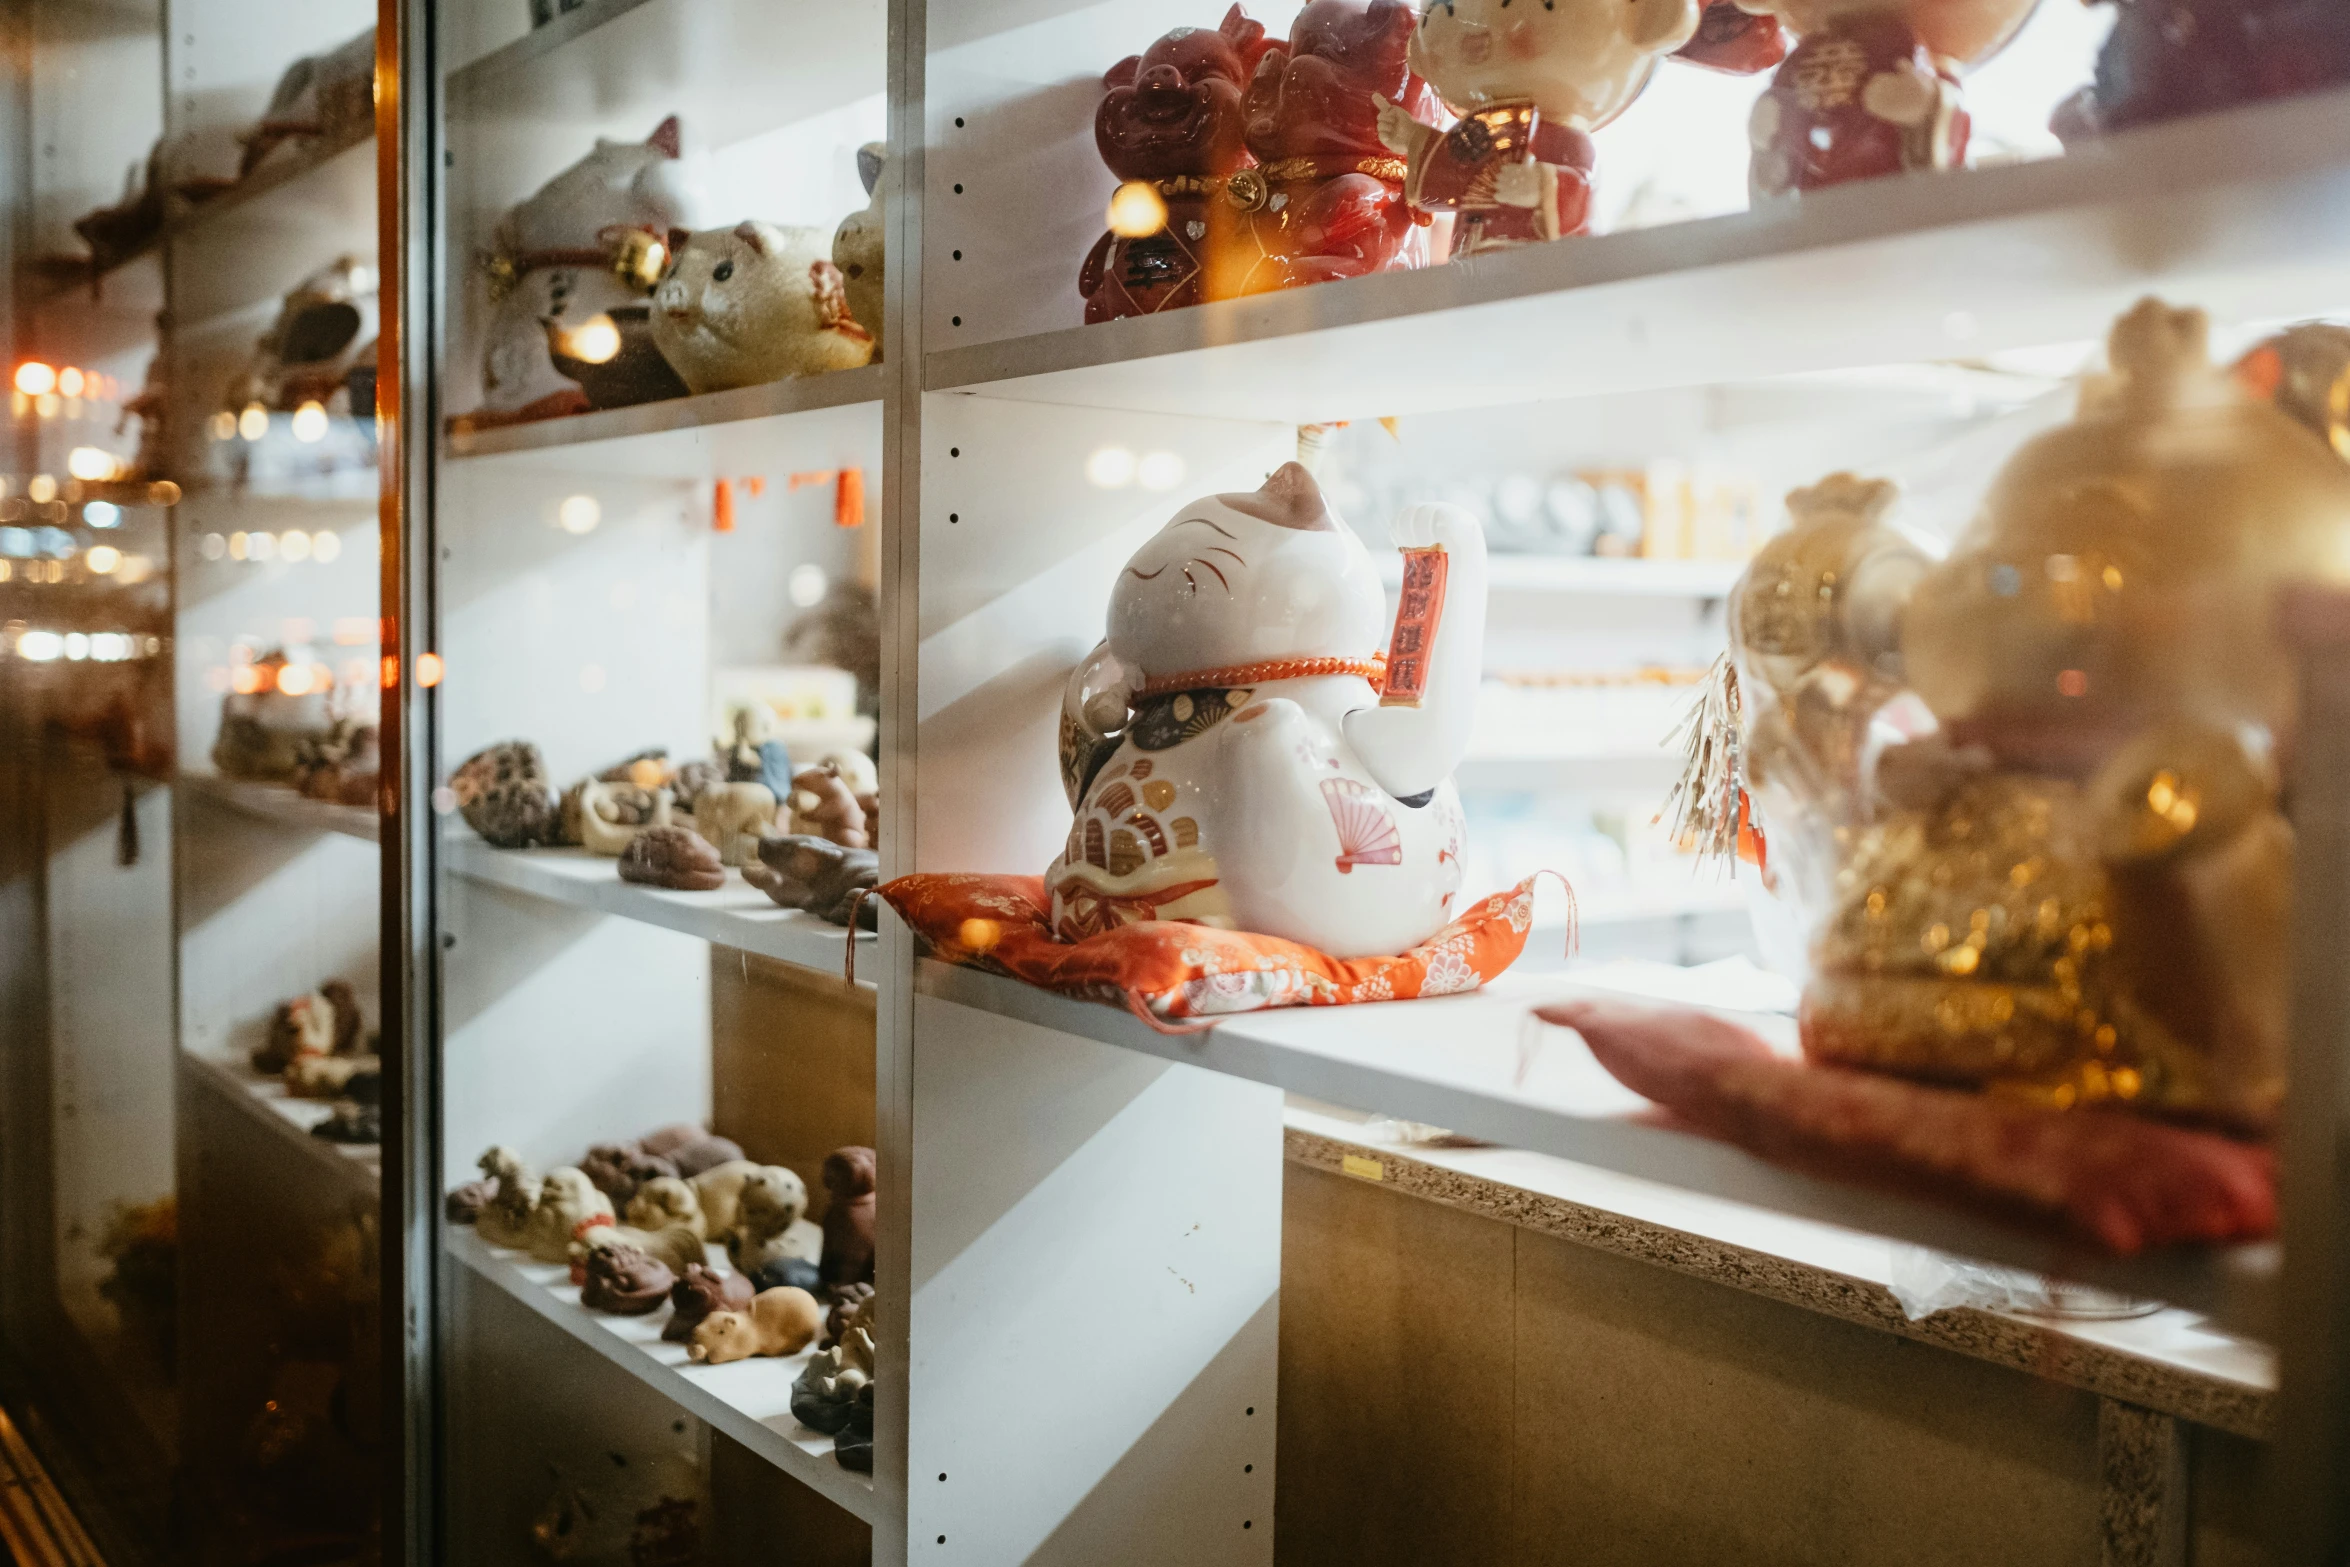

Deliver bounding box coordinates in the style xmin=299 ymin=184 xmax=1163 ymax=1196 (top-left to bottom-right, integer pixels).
xmin=1229 ymin=2 xmax=1438 ymax=293
xmin=1048 ymin=462 xmax=1485 ymax=958
xmin=1080 ymin=8 xmax=1276 ymax=322
xmin=522 ymin=1169 xmax=614 ymax=1264
xmin=468 ymin=117 xmax=699 ymax=430
xmin=686 ymin=1285 xmax=823 ymax=1365
xmin=649 ymin=222 xmax=874 ymax=395
xmin=1378 ymin=0 xmax=1703 ymax=255
xmin=832 ymin=143 xmax=887 ymax=360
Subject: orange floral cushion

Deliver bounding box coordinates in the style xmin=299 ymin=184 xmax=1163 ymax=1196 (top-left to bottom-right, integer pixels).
xmin=876 ymin=873 xmax=1550 ymax=1030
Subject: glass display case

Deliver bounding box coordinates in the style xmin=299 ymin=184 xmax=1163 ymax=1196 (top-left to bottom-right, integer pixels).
xmin=1 ymin=0 xmax=387 ymax=1559
xmin=13 ymin=0 xmax=2350 ymax=1561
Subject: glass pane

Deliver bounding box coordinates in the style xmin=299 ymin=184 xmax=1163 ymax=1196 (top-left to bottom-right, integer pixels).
xmin=424 ymin=1 xmax=887 ymax=1559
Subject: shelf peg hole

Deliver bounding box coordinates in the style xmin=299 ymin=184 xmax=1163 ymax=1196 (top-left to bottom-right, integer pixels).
xmin=1244 ymin=1464 xmax=1253 ymax=1473
xmin=950 ymin=447 xmax=960 ymax=457
xmin=952 ymin=315 xmax=962 ymax=326
xmin=953 ymin=249 xmax=962 ymax=260
xmin=949 ymin=513 xmax=959 ymax=523
xmin=955 ymin=116 xmax=965 ymax=127
xmin=939 ymin=1473 xmax=948 ymax=1482
xmin=953 ymin=182 xmax=964 ymax=194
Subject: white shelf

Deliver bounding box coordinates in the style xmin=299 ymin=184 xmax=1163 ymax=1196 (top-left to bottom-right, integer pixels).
xmin=447 ymin=365 xmax=883 ymax=477
xmin=927 ymin=89 xmax=2350 ymax=423
xmin=178 ymin=770 xmax=379 ymax=843
xmin=446 ymin=1228 xmax=874 ymax=1520
xmin=1383 ymin=555 xmax=1745 ymax=598
xmin=181 ymin=1051 xmax=380 ymax=1191
xmin=443 ymin=838 xmax=871 ymax=982
xmin=446 ymin=0 xmax=883 ymax=152
xmin=916 ymin=961 xmax=2274 ymax=1334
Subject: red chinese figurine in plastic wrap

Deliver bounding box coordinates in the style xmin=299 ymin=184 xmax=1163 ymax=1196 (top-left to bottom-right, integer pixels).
xmin=1375 ymin=0 xmax=1704 ymax=256
xmin=1745 ymin=0 xmax=2038 ymax=198
xmin=1222 ymin=1 xmax=1440 ymax=294
xmin=1080 ymin=9 xmax=1274 ymax=323
xmin=2054 ymin=0 xmax=2350 ymax=142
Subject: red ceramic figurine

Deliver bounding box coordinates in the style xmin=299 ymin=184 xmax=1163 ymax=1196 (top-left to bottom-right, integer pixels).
xmin=1744 ymin=0 xmax=2039 ymax=198
xmin=2054 ymin=0 xmax=2350 ymax=141
xmin=1222 ymin=1 xmax=1440 ymax=295
xmin=1080 ymin=9 xmax=1274 ymax=322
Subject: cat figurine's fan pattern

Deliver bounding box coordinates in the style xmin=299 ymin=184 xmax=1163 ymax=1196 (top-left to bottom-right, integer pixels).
xmin=1046 ymin=462 xmax=1487 ymax=959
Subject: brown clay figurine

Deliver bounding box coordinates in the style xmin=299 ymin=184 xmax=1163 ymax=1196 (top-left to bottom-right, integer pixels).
xmin=685 ymin=1285 xmax=824 ymax=1365
xmin=580 ymin=1242 xmax=676 ymax=1315
xmin=626 ymin=1176 xmax=708 ymax=1239
xmin=744 ymin=834 xmax=879 ymax=929
xmin=444 ymin=1178 xmax=496 ymax=1226
xmin=690 ymin=782 xmax=779 ymax=867
xmin=572 ymin=1218 xmax=703 ymax=1279
xmin=663 ymin=1263 xmax=756 ymax=1343
xmin=522 ymin=1169 xmax=614 ymax=1264
xmin=254 ymin=987 xmax=338 ymax=1074
xmin=786 ymin=763 xmax=869 ymax=847
xmin=618 ymin=825 xmax=727 ymax=891
xmin=690 ymin=1159 xmax=796 ymax=1242
xmin=824 ymin=1282 xmax=875 ymax=1348
xmin=726 ymin=1169 xmax=821 ymax=1278
xmin=580 ymin=1140 xmax=678 ymax=1208
xmin=818 ymin=1147 xmax=877 ymax=1292
xmin=474 ymin=1147 xmax=539 ymax=1249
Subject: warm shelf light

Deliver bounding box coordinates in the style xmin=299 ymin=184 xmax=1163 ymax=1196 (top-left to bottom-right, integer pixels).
xmin=556 ymin=314 xmax=622 ymax=365
xmin=84 ymin=545 xmax=120 ymax=575
xmin=1085 ymin=446 xmax=1137 ymax=489
xmin=312 ymin=530 xmax=342 ymax=562
xmin=26 ymin=475 xmax=55 ymax=504
xmin=291 ymin=401 xmax=329 ymax=442
xmin=66 ymin=446 xmax=119 ymax=481
xmin=1105 ymin=181 xmax=1167 ymax=239
xmin=239 ymin=405 xmax=269 ymax=442
xmin=56 ymin=368 xmax=83 ymax=397
xmin=415 ymin=652 xmax=443 ymax=688
xmin=279 ymin=530 xmax=312 ymax=562
xmin=557 ymin=494 xmax=601 ymax=535
xmin=13 ymin=363 xmax=54 ymax=397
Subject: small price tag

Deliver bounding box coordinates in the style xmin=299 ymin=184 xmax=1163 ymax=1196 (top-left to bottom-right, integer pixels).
xmin=1340 ymin=1153 xmax=1384 ymax=1182
xmin=1382 ymin=547 xmax=1448 ymax=708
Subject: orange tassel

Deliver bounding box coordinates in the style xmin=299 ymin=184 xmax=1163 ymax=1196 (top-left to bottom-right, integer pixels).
xmin=835 ymin=467 xmax=865 ymax=529
xmin=713 ymin=478 xmax=735 ymax=532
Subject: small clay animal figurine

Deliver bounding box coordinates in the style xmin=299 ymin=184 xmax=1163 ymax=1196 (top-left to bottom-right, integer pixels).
xmin=726 ymin=1169 xmax=822 ymax=1277
xmin=662 ymin=1131 xmax=742 ymax=1179
xmin=663 ymin=1264 xmax=755 ymax=1343
xmin=1080 ymin=8 xmax=1277 ymax=322
xmin=824 ymin=1282 xmax=875 ymax=1348
xmin=581 ymin=1242 xmax=676 ymax=1315
xmin=787 ymin=763 xmax=869 ymax=847
xmin=475 ymin=1147 xmax=540 ymax=1249
xmin=565 ymin=777 xmax=674 ymax=856
xmin=626 ymin=1176 xmax=707 ymax=1240
xmin=1378 ymin=0 xmax=1703 ymax=255
xmin=580 ymin=1140 xmax=677 ymax=1207
xmin=573 ymin=1219 xmax=704 ymax=1280
xmin=444 ymin=1179 xmax=496 ymax=1225
xmin=2054 ymin=0 xmax=2350 ymax=141
xmin=1223 ymin=2 xmax=1439 ymax=296
xmin=743 ymin=835 xmax=880 ymax=928
xmin=289 ymin=721 xmax=379 ymax=806
xmin=689 ymin=1160 xmax=767 ymax=1241
xmin=791 ymin=1318 xmax=874 ymax=1434
xmin=649 ymin=222 xmax=874 ymax=396
xmin=818 ymin=1147 xmax=877 ymax=1291
xmin=748 ymin=1256 xmax=822 ymax=1294
xmin=284 ymin=1051 xmax=379 ymax=1100
xmin=669 ymin=758 xmax=725 ymax=813
xmin=618 ymin=826 xmax=727 ymax=891
xmin=468 ymin=117 xmax=700 ymax=430
xmin=1048 ymin=463 xmax=1485 ymax=957
xmin=831 ymin=143 xmax=887 ymax=360
xmin=241 ymin=26 xmax=375 ymax=176
xmin=523 ymin=1169 xmax=615 ymax=1264
xmin=686 ymin=1285 xmax=824 ymax=1365
xmin=451 ymin=741 xmax=560 ymax=849
xmin=691 ymin=782 xmax=777 ymax=868
xmin=255 ymin=989 xmax=337 ymax=1074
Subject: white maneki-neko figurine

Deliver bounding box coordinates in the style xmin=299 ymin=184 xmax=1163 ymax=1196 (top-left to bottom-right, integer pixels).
xmin=1049 ymin=461 xmax=1488 ymax=959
